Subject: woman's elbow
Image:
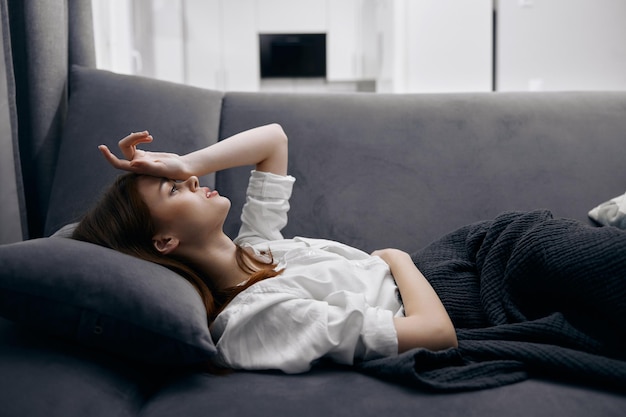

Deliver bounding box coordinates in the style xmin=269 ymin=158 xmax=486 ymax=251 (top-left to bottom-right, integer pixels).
xmin=423 ymin=320 xmax=458 ymax=351
xmin=257 ymin=123 xmax=289 ymax=175
xmin=438 ymin=322 xmax=458 ymax=350
xmin=394 ymin=316 xmax=458 ymax=353
xmin=269 ymin=123 xmax=288 ymax=144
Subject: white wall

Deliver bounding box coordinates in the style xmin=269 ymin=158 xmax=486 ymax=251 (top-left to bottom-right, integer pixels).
xmin=404 ymin=0 xmax=493 ymax=93
xmin=376 ymin=0 xmax=493 ymax=94
xmin=92 ymin=0 xmax=135 ymax=75
xmin=257 ymin=0 xmax=327 ymax=33
xmin=92 ymin=0 xmax=626 ymax=93
xmin=152 ymin=0 xmax=185 ymax=83
xmin=497 ymin=0 xmax=626 ymax=91
xmin=375 ymin=0 xmax=406 ymax=93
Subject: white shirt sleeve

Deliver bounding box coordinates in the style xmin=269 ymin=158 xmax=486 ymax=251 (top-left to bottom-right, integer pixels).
xmin=234 ymin=170 xmax=296 ymax=246
xmin=212 ymin=287 xmax=398 ymax=374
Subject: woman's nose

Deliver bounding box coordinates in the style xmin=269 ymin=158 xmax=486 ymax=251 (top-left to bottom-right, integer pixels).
xmin=184 ymin=176 xmax=199 ymax=191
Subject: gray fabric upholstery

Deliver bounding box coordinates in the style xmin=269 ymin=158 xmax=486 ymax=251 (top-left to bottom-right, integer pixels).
xmin=218 ymin=91 xmax=626 ymax=253
xmin=0 ymin=237 xmax=216 ymax=364
xmin=3 ymin=85 xmax=626 ymax=416
xmin=0 ymin=317 xmax=150 ymax=417
xmin=45 ymin=66 xmax=223 ymax=235
xmin=139 ymin=369 xmax=626 ymax=417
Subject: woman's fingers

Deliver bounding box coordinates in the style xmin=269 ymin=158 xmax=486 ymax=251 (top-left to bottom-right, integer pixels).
xmin=118 ymin=131 xmax=153 ymax=160
xmin=99 ymin=131 xmax=153 ymax=170
xmin=99 ymin=131 xmax=182 ymax=177
xmin=99 ymin=144 xmax=165 ymax=176
xmin=98 ymin=144 xmax=131 ymax=170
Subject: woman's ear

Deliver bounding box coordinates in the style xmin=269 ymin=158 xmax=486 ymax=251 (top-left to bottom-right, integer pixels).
xmin=152 ymin=235 xmax=180 ymax=255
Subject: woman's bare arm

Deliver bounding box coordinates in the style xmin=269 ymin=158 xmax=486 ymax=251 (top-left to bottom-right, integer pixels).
xmin=372 ymin=248 xmax=458 ymax=353
xmin=181 ymin=123 xmax=288 ymax=176
xmin=98 ymin=123 xmax=288 ymax=179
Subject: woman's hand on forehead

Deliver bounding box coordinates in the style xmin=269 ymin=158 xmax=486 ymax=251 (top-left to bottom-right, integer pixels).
xmin=98 ymin=131 xmax=191 ymax=180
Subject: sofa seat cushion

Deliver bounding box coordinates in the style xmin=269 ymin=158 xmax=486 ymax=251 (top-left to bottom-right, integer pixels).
xmin=0 ymin=318 xmax=150 ymax=417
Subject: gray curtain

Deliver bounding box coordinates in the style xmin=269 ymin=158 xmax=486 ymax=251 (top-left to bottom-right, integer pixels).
xmin=0 ymin=0 xmax=95 ymax=242
xmin=0 ymin=0 xmax=23 ymax=244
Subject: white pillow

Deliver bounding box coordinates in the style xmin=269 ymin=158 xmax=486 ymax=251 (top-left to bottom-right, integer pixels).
xmin=588 ymin=191 xmax=626 ymax=229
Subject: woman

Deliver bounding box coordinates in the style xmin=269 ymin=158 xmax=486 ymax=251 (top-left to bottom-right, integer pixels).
xmin=73 ymin=124 xmax=458 ymax=373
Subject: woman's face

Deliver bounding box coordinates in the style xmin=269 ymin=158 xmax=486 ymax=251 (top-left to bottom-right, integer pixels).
xmin=136 ymin=175 xmax=231 ymax=245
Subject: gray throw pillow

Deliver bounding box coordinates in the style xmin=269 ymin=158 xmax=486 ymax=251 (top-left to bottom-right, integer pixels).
xmin=0 ymin=237 xmax=216 ymax=364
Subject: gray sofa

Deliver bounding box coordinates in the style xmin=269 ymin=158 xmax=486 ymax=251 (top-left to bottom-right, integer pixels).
xmin=2 ymin=65 xmax=626 ymax=416
xmin=2 ymin=2 xmax=626 ymax=417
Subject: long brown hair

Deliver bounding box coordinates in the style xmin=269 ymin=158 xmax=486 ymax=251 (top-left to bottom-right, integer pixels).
xmin=72 ymin=173 xmax=281 ymax=323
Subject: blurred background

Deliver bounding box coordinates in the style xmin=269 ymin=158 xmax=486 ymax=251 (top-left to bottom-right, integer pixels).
xmin=91 ymin=0 xmax=626 ymax=94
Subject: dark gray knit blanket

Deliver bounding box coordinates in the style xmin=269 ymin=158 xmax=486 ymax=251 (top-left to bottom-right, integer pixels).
xmin=358 ymin=210 xmax=626 ymax=391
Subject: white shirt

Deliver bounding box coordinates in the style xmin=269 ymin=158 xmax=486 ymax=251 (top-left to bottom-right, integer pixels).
xmin=211 ymin=170 xmax=401 ymax=373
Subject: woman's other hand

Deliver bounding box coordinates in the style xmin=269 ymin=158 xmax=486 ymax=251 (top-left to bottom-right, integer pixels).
xmin=98 ymin=131 xmax=191 ymax=180
xmin=372 ymin=247 xmax=458 ymax=353
xmin=371 ymin=248 xmax=411 ymax=268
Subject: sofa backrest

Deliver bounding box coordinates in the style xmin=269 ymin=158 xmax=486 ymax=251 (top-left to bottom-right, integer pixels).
xmin=217 ymin=91 xmax=626 ymax=253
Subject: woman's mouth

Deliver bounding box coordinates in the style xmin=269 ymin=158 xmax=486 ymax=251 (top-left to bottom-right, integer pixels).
xmin=204 ymin=187 xmax=219 ymax=198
